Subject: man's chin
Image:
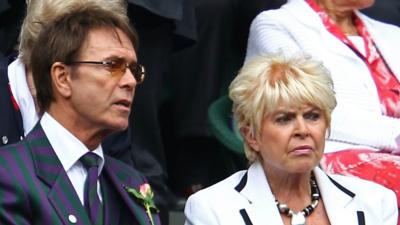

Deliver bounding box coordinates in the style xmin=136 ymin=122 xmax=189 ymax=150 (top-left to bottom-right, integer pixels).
xmin=106 ymin=119 xmax=129 ymax=133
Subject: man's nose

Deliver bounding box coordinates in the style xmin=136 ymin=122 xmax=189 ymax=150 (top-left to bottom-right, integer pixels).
xmin=120 ymin=67 xmax=136 ymax=90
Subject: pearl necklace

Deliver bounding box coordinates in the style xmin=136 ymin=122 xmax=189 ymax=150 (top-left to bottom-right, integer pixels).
xmin=274 ymin=174 xmax=320 ymax=225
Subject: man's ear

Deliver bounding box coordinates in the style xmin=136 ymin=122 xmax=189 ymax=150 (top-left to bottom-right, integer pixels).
xmin=51 ymin=62 xmax=72 ymax=98
xmin=240 ymin=126 xmax=260 ymax=152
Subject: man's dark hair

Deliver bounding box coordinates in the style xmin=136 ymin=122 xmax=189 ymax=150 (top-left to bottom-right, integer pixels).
xmin=30 ymin=6 xmax=138 ymax=111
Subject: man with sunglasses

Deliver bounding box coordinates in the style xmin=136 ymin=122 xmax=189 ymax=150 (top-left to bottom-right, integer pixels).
xmin=0 ymin=7 xmax=160 ymax=225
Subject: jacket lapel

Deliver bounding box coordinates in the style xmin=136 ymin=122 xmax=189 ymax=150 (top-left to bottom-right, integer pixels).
xmin=235 ymin=162 xmax=364 ymax=225
xmin=28 ymin=124 xmax=91 ymax=225
xmin=235 ymin=162 xmax=284 ymax=225
xmin=100 ymin=174 xmax=121 ymax=225
xmin=314 ymin=167 xmax=361 ymax=225
xmin=103 ymin=157 xmax=161 ymax=225
xmin=285 ymin=0 xmax=365 ymax=60
xmin=357 ymin=11 xmax=400 ymax=83
xmin=284 ymin=0 xmax=380 ymax=103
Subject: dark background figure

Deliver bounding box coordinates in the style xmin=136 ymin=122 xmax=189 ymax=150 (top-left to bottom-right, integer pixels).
xmin=164 ymin=0 xmax=286 ymax=197
xmin=105 ymin=0 xmax=197 ymax=224
xmin=0 ymin=0 xmax=25 ymax=58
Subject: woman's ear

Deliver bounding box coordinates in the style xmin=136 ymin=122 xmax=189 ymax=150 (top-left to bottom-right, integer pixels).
xmin=325 ymin=126 xmax=331 ymax=139
xmin=51 ymin=62 xmax=72 ymax=98
xmin=241 ymin=126 xmax=260 ymax=152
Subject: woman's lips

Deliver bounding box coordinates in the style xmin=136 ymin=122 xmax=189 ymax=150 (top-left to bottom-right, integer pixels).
xmin=291 ymin=145 xmax=313 ymax=155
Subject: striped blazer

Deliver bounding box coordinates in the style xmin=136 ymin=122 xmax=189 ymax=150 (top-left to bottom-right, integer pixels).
xmin=184 ymin=161 xmax=397 ymax=225
xmin=0 ymin=123 xmax=161 ymax=225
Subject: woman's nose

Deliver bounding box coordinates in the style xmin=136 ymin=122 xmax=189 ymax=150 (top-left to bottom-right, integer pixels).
xmin=294 ymin=117 xmax=309 ymax=138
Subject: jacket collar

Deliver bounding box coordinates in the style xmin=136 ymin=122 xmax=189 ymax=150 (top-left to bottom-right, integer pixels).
xmin=313 ymin=166 xmax=359 ymax=224
xmin=235 ymin=161 xmax=284 ymax=225
xmin=355 ymin=11 xmax=400 ymax=81
xmin=235 ymin=161 xmax=362 ymax=225
xmin=282 ymin=0 xmax=392 ymax=100
xmin=284 ymin=0 xmax=400 ymax=80
xmin=283 ymin=0 xmax=325 ymax=30
xmin=28 ymin=123 xmax=91 ymax=225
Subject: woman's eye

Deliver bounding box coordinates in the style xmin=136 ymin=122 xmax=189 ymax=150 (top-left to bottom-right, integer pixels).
xmin=275 ymin=115 xmax=291 ymax=124
xmin=304 ymin=112 xmax=320 ymax=121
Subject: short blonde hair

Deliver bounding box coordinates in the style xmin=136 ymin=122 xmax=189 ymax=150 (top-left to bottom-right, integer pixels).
xmin=229 ymin=54 xmax=337 ymax=163
xmin=19 ymin=0 xmax=128 ymax=66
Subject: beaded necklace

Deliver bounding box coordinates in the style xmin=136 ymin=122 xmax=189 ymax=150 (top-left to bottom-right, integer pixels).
xmin=275 ymin=174 xmax=320 ymax=225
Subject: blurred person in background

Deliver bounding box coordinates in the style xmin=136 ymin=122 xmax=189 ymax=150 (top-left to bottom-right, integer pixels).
xmin=165 ymin=0 xmax=285 ymax=198
xmin=245 ymin=0 xmax=400 ymax=215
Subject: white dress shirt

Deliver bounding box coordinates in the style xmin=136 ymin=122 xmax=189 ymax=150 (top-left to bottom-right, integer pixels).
xmin=40 ymin=112 xmax=105 ymax=204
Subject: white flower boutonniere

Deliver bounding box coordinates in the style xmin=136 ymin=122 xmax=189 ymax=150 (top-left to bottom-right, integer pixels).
xmin=125 ymin=183 xmax=159 ymax=225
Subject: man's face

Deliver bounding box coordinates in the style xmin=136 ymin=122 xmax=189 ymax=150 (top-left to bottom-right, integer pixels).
xmin=67 ymin=27 xmax=137 ymax=135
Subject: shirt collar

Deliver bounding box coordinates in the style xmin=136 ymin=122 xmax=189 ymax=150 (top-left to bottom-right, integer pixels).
xmin=40 ymin=112 xmax=105 ymax=174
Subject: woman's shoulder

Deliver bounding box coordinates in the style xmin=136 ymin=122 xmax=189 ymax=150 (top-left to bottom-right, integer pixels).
xmin=252 ymin=4 xmax=290 ymax=24
xmin=315 ymin=167 xmax=395 ymax=201
xmin=250 ymin=0 xmax=318 ymax=33
xmin=326 ymin=172 xmax=396 ymax=200
xmin=184 ymin=170 xmax=252 ymax=225
xmin=188 ymin=170 xmax=248 ymax=201
xmin=185 ymin=169 xmax=254 ymax=214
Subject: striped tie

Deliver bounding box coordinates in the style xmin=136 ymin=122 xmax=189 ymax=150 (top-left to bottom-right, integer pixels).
xmin=80 ymin=152 xmax=103 ymax=225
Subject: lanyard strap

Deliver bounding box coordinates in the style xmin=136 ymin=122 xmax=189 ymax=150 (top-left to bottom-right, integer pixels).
xmin=305 ymin=0 xmax=377 ymax=62
xmin=305 ymin=0 xmax=400 ymax=117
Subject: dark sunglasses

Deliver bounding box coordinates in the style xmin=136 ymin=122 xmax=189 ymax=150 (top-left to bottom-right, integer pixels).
xmin=67 ymin=58 xmax=145 ymax=83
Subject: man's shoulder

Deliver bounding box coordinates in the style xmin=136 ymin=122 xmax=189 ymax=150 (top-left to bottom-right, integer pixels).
xmin=0 ymin=139 xmax=30 ymax=155
xmin=0 ymin=140 xmax=34 ymax=178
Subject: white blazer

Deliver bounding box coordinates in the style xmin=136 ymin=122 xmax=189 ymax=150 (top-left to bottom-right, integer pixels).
xmin=245 ymin=0 xmax=400 ymax=153
xmin=184 ymin=161 xmax=397 ymax=225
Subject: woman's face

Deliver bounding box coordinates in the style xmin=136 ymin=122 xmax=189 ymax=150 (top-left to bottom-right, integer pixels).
xmin=247 ymin=103 xmax=328 ymax=175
